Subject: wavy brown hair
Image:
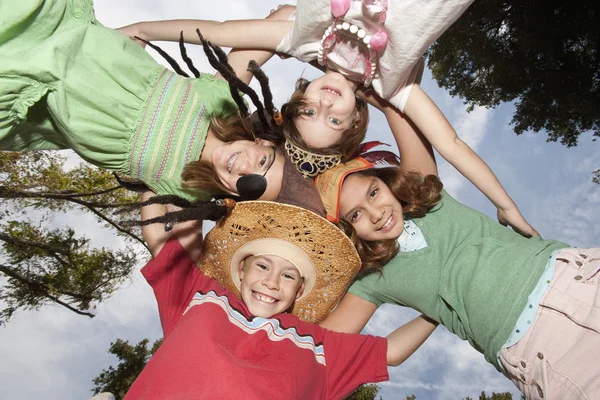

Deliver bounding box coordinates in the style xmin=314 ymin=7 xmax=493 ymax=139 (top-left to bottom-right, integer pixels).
xmin=182 ymin=113 xmax=284 ymax=196
xmin=339 ymin=166 xmax=443 ymax=276
xmin=281 ymin=78 xmax=369 ymax=160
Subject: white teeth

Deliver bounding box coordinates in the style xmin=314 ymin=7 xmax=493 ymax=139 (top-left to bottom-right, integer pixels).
xmin=253 ymin=292 xmax=276 ymax=304
xmin=227 ymin=152 xmax=240 ymax=173
xmin=323 ymin=88 xmax=340 ymax=96
xmin=380 ymin=216 xmax=392 ymax=230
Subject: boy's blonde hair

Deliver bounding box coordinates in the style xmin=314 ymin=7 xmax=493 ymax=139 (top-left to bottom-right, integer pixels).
xmin=281 ymin=78 xmax=369 ymax=160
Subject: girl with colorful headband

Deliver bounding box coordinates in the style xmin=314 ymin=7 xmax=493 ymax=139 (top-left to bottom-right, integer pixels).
xmin=124 ymin=189 xmax=439 ymax=399
xmin=118 ymin=0 xmax=537 ymax=235
xmin=314 ymin=94 xmax=600 ymax=400
xmin=0 ymin=0 xmax=301 ymax=203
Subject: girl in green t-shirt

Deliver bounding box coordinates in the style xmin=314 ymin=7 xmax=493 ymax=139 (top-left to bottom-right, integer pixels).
xmin=315 ymin=92 xmax=600 ymax=400
xmin=0 ymin=0 xmax=295 ymax=203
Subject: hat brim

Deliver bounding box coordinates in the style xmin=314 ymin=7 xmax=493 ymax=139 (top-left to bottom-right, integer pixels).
xmin=199 ymin=201 xmax=361 ymax=323
xmin=314 ymin=157 xmax=375 ymax=223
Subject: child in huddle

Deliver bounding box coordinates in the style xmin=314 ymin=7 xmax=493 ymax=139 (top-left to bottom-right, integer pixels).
xmin=120 ymin=1 xmax=539 ymax=236
xmin=125 ymin=194 xmax=437 ymax=399
xmin=1 ymin=0 xmax=299 ymax=202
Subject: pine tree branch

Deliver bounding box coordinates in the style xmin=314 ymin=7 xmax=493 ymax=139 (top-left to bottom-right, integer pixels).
xmin=0 ymin=265 xmax=95 ymax=318
xmin=0 ymin=186 xmax=137 ymax=209
xmin=83 ymin=205 xmax=149 ymax=251
xmin=1 ymin=187 xmax=147 ymax=250
xmin=0 ymin=232 xmax=71 ymax=256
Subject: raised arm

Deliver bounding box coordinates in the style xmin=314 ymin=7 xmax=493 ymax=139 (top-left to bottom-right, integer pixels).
xmin=359 ymin=88 xmax=438 ymax=177
xmin=215 ymin=5 xmax=295 ymax=84
xmin=386 ymin=315 xmax=438 ymax=366
xmin=141 ymin=191 xmax=203 ymax=262
xmin=118 ymin=17 xmax=291 ymax=54
xmin=319 ymin=292 xmax=378 ymax=333
xmin=402 ymin=84 xmax=539 ymax=238
xmin=119 ymin=7 xmax=295 ymax=85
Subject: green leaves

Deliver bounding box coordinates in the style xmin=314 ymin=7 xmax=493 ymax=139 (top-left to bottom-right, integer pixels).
xmin=92 ymin=338 xmax=163 ymax=399
xmin=428 ymin=1 xmax=600 ymax=147
xmin=0 ymin=151 xmax=145 ymax=322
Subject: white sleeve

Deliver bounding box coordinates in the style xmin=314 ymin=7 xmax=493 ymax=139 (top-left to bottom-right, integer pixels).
xmin=275 ymin=11 xmax=297 ymax=55
xmin=387 ymin=57 xmax=425 ymax=113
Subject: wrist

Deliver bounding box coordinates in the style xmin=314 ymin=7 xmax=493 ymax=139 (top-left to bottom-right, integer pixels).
xmin=496 ymin=201 xmax=518 ymax=213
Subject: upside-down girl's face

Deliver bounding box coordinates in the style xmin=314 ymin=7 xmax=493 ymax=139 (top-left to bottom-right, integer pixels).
xmin=211 ymin=139 xmax=284 ymax=200
xmin=339 ymin=174 xmax=405 ymax=241
xmin=294 ymin=71 xmax=357 ymax=150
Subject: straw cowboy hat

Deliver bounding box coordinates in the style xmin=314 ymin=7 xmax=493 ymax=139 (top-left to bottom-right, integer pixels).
xmin=199 ymin=201 xmax=361 ymax=324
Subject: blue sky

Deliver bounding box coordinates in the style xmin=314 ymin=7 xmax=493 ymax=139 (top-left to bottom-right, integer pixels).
xmin=0 ymin=1 xmax=598 ymax=399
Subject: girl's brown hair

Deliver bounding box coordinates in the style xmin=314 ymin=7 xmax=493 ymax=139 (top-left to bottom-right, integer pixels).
xmin=281 ymin=78 xmax=369 ymax=160
xmin=339 ymin=166 xmax=443 ymax=275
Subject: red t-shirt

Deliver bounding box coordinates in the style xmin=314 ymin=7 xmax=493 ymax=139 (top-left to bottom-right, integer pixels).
xmin=125 ymin=238 xmax=388 ymax=400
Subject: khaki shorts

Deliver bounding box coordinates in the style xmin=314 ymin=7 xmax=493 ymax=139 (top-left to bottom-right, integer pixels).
xmin=499 ymin=248 xmax=600 ymax=400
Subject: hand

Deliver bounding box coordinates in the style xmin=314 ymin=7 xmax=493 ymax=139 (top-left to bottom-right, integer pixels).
xmin=497 ymin=208 xmax=541 ymax=238
xmin=117 ymin=23 xmax=147 ymax=48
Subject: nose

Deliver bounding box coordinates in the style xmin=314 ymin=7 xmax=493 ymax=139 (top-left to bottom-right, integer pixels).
xmin=319 ymin=96 xmax=334 ymax=108
xmin=237 ymin=157 xmax=252 ymax=176
xmin=367 ymin=204 xmax=384 ymax=224
xmin=262 ymin=272 xmax=280 ymax=291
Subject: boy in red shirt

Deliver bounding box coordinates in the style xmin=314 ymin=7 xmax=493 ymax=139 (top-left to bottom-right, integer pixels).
xmin=126 ymin=197 xmax=436 ymax=399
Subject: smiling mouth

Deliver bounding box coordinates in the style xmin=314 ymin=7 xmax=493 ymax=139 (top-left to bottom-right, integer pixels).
xmin=252 ymin=291 xmax=278 ymax=304
xmin=226 ymin=152 xmax=240 ymax=173
xmin=322 ymin=86 xmax=341 ymax=96
xmin=378 ymin=214 xmax=395 ymax=232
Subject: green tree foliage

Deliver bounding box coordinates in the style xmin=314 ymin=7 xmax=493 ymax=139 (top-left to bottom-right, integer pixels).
xmin=428 ymin=1 xmax=600 ymax=147
xmin=0 ymin=151 xmax=144 ymax=323
xmin=92 ymin=338 xmax=163 ymax=399
xmin=346 ymin=383 xmax=381 ymax=400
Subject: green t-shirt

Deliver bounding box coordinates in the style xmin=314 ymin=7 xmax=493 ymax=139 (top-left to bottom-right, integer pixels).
xmin=349 ymin=191 xmax=568 ymax=369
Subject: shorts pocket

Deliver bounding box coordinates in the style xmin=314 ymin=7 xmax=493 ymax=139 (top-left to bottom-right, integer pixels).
xmin=556 ymin=248 xmax=600 ymax=285
xmin=541 ymin=248 xmax=600 ymax=334
xmin=543 ymin=358 xmax=587 ymax=400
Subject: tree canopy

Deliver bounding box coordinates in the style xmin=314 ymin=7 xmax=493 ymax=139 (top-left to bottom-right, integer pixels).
xmin=92 ymin=338 xmax=163 ymax=399
xmin=0 ymin=151 xmax=143 ymax=323
xmin=428 ymin=1 xmax=600 ymax=147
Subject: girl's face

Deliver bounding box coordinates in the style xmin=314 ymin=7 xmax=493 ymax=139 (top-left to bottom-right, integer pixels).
xmin=339 ymin=174 xmax=405 ymax=241
xmin=211 ymin=139 xmax=285 ymax=200
xmin=294 ymin=71 xmax=357 ymax=149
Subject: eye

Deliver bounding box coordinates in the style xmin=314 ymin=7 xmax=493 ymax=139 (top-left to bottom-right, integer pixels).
xmin=259 ymin=156 xmax=267 ymax=168
xmin=303 ymin=109 xmax=316 ymax=116
xmin=283 ymin=273 xmax=297 ymax=281
xmin=349 ymin=211 xmax=360 ymax=223
xmin=329 ymin=117 xmax=341 ymax=125
xmin=256 ymin=263 xmax=268 ymax=271
xmin=369 ymin=188 xmax=378 ymax=199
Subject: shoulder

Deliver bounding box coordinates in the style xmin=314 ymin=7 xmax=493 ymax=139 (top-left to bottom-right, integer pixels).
xmin=141 ymin=237 xmax=188 ymax=279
